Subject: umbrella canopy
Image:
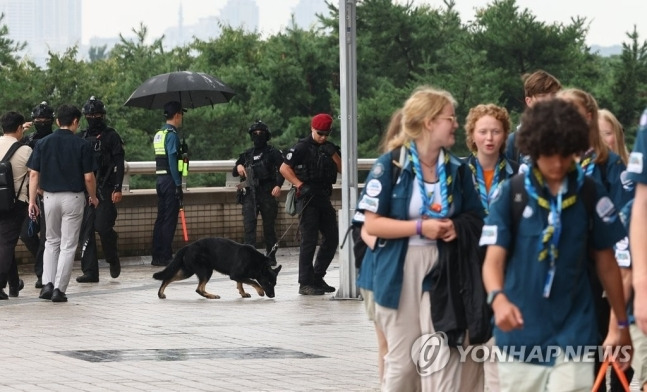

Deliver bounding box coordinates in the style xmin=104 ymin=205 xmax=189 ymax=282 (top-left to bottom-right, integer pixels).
xmin=124 ymin=71 xmax=235 ymax=110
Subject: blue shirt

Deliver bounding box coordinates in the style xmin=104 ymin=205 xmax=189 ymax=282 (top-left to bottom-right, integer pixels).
xmin=480 ymin=177 xmax=626 ymax=365
xmin=628 ymin=108 xmax=647 ymax=185
xmin=463 ymin=153 xmax=518 ymax=215
xmin=27 ymin=129 xmax=97 ymax=192
xmin=357 ymin=147 xmax=484 ymax=309
xmin=588 ymin=151 xmax=633 ymax=210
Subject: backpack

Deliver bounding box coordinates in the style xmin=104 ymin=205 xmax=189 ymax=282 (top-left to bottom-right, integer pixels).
xmin=341 ymin=147 xmax=405 ymax=268
xmin=508 ymin=173 xmax=597 ymax=255
xmin=0 ymin=142 xmax=27 ymax=213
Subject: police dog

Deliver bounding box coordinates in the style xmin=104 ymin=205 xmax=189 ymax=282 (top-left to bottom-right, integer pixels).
xmin=152 ymin=237 xmax=282 ymax=299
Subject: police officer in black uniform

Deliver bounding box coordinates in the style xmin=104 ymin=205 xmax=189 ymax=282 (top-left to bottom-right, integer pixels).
xmin=280 ymin=113 xmax=342 ymax=295
xmin=232 ymin=121 xmax=284 ymax=265
xmin=19 ymin=101 xmax=54 ymax=288
xmin=75 ymin=96 xmax=125 ymax=282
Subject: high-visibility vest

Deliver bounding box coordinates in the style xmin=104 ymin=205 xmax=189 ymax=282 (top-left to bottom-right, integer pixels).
xmin=153 ymin=129 xmax=169 ymax=174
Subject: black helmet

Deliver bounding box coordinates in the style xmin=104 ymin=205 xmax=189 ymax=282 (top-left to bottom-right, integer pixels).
xmin=31 ymin=101 xmax=54 ymax=119
xmin=248 ymin=120 xmax=271 ymax=140
xmin=82 ymin=96 xmax=106 ymax=115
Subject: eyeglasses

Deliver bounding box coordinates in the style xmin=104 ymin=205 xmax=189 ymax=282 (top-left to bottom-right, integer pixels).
xmin=316 ymin=131 xmax=331 ymax=137
xmin=436 ymin=115 xmax=458 ymax=123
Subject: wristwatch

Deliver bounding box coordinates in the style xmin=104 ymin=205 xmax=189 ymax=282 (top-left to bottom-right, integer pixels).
xmin=487 ymin=289 xmax=503 ymax=306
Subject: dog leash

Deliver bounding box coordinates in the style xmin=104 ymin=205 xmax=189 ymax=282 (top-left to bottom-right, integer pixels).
xmin=268 ymin=194 xmax=315 ymax=256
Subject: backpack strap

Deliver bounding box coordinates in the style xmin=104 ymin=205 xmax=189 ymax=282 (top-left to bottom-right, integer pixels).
xmin=389 ymin=146 xmax=405 ymax=185
xmin=580 ymin=176 xmax=597 ymax=232
xmin=1 ymin=141 xmax=22 ymax=162
xmin=1 ymin=141 xmax=28 ymax=200
xmin=509 ymin=173 xmax=527 ymax=236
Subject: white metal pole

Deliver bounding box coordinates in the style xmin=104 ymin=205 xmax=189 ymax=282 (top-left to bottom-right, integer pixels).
xmin=336 ymin=0 xmax=359 ymax=299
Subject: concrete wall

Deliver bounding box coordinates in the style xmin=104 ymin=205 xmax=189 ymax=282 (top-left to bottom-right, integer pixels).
xmin=15 ymin=186 xmax=343 ymax=264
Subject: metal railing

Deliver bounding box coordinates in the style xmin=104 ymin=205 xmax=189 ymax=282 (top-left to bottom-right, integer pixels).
xmin=122 ymin=159 xmax=377 ymax=191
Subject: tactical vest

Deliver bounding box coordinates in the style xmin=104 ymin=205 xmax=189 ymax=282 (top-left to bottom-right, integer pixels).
xmin=245 ymin=146 xmax=276 ymax=183
xmin=82 ymin=127 xmax=115 ymax=179
xmin=293 ymin=139 xmax=338 ymax=185
xmin=154 ymin=129 xmax=170 ymax=174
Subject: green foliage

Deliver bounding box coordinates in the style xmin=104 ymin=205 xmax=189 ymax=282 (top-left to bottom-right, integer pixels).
xmin=0 ymin=1 xmax=645 ymax=188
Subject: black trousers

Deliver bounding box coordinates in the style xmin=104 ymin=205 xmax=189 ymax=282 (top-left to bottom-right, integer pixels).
xmin=152 ymin=175 xmax=179 ymax=262
xmin=242 ymin=184 xmax=278 ymax=257
xmin=19 ymin=195 xmax=45 ymax=279
xmin=0 ymin=201 xmax=28 ymax=288
xmin=297 ymin=194 xmax=338 ymax=285
xmin=80 ymin=186 xmax=119 ymax=277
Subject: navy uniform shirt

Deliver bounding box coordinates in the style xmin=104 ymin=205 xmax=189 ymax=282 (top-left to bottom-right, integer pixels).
xmin=480 ymin=177 xmax=626 ymax=364
xmin=27 ymin=128 xmax=97 ymax=193
xmin=628 ymin=108 xmax=647 ymax=185
xmin=357 ymin=147 xmax=484 ymax=309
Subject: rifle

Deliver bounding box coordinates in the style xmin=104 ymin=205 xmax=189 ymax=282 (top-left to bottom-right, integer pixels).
xmin=236 ymin=162 xmax=257 ymax=206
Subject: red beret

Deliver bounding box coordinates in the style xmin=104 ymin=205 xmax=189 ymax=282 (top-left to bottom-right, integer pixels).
xmin=311 ymin=113 xmax=333 ymax=131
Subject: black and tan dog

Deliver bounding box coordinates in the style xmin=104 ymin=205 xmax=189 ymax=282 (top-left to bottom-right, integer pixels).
xmin=152 ymin=237 xmax=282 ymax=299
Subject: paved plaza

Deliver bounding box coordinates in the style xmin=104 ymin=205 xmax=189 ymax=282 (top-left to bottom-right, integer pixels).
xmin=1 ymin=248 xmax=380 ymax=391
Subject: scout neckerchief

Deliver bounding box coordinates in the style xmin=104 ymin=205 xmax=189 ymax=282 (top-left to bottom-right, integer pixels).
xmin=468 ymin=154 xmax=507 ymax=214
xmin=408 ymin=141 xmax=452 ymax=218
xmin=580 ymin=148 xmax=596 ymax=176
xmin=524 ymin=163 xmax=584 ymax=298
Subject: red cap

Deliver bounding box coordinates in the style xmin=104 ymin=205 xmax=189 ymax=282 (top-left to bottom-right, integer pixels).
xmin=311 ymin=113 xmax=333 ymax=132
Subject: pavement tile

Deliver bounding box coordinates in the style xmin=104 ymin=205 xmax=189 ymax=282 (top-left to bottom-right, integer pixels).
xmin=1 ymin=248 xmax=380 ymax=391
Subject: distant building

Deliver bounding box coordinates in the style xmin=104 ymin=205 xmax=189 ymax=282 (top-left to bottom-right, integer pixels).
xmin=292 ymin=0 xmax=329 ymax=30
xmin=219 ymin=0 xmax=259 ymax=31
xmin=0 ymin=0 xmax=332 ymax=67
xmin=0 ymin=0 xmax=81 ymax=66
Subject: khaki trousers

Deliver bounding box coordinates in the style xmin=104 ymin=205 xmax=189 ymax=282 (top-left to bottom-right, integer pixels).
xmin=43 ymin=191 xmax=85 ymax=292
xmin=375 ymin=245 xmax=483 ymax=392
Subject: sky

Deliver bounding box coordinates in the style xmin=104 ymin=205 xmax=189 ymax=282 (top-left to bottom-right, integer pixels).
xmin=82 ymin=0 xmax=646 ymax=47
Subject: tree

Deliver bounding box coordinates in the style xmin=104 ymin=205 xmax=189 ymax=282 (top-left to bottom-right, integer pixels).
xmin=468 ymin=0 xmax=593 ymax=115
xmin=608 ymin=27 xmax=647 ymax=147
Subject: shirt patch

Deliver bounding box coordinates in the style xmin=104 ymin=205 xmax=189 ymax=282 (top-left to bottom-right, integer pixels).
xmin=352 ymin=211 xmax=365 ymax=223
xmin=365 ymin=179 xmax=382 ymax=197
xmin=358 ymin=195 xmax=379 ymax=212
xmin=596 ymin=196 xmax=617 ymax=223
xmin=522 ymin=205 xmax=533 ymax=219
xmin=371 ymin=162 xmax=385 ymax=178
xmin=615 ymin=236 xmax=629 ymax=250
xmin=620 ymin=170 xmax=634 ymax=191
xmin=285 ymin=152 xmax=293 ymax=161
xmin=615 ymin=243 xmax=631 ymax=267
xmin=628 ymin=152 xmax=643 ymax=174
xmin=479 ymin=225 xmax=498 ymax=246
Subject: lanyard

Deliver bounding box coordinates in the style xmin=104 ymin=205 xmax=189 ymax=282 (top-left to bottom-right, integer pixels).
xmin=470 ymin=155 xmax=505 ymax=213
xmin=409 ymin=141 xmax=450 ymax=218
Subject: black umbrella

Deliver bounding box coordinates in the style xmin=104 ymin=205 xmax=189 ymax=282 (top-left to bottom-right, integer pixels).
xmin=123 ymin=71 xmax=235 ymax=109
xmin=79 ymin=205 xmax=95 ymax=259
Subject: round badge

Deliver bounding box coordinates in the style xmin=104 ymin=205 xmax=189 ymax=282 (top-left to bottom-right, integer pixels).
xmin=365 ymin=179 xmax=383 ymax=197
xmin=522 ymin=205 xmax=533 ymax=218
xmin=371 ymin=163 xmax=385 ymax=178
